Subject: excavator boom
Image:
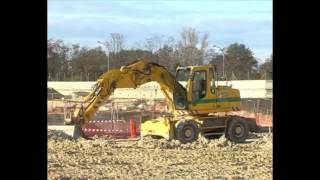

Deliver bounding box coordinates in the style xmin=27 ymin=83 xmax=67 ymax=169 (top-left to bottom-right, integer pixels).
xmin=70 ymin=58 xmax=186 ymax=138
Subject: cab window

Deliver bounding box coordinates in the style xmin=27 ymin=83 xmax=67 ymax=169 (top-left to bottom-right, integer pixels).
xmin=192 ymin=71 xmax=206 ymax=101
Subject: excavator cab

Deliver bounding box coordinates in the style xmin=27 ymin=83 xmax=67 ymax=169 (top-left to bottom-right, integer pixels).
xmin=191 ymin=71 xmax=207 ymax=100
xmin=174 ymin=65 xmax=216 ymax=112
xmin=173 ymin=67 xmax=190 ymax=110
xmin=174 ymin=65 xmax=240 ymax=114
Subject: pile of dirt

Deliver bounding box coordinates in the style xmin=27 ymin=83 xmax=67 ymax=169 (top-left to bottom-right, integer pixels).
xmin=48 ymin=130 xmax=272 ymax=179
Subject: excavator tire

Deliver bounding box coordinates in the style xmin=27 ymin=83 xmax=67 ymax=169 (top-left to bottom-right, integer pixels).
xmin=226 ymin=117 xmax=249 ymax=143
xmin=174 ymin=120 xmax=199 ymax=143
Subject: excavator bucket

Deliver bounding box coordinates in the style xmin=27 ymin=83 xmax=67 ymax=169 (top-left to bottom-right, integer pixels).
xmin=72 ymin=122 xmax=82 ymax=139
xmin=141 ymin=117 xmax=173 ymax=140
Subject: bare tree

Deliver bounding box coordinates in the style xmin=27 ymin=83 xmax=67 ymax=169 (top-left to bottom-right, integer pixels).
xmin=132 ymin=41 xmax=143 ymax=50
xmin=199 ymin=32 xmax=209 ymax=65
xmin=180 ymin=27 xmax=198 ymax=47
xmin=179 ymin=27 xmax=208 ymax=65
xmin=144 ymin=38 xmax=157 ymax=53
xmin=203 ymin=48 xmax=215 ymax=65
xmin=102 ymin=33 xmax=125 ymax=67
xmin=165 ymin=36 xmax=177 ymax=51
xmin=200 ymin=32 xmax=209 ymax=51
xmin=106 ymin=33 xmax=124 ymax=53
xmin=144 ymin=34 xmax=165 ymax=53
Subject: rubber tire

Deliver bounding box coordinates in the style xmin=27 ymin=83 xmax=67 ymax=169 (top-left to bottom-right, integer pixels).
xmin=175 ymin=120 xmax=199 ymax=143
xmin=226 ymin=117 xmax=249 ymax=143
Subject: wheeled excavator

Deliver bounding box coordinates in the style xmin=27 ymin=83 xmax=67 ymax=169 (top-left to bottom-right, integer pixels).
xmin=66 ymin=58 xmax=250 ymax=143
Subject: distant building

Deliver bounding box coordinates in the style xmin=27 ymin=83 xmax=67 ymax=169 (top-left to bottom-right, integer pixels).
xmin=47 ymin=88 xmax=64 ymax=100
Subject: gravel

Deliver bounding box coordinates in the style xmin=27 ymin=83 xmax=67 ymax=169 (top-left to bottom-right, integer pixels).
xmin=48 ymin=129 xmax=272 ymax=180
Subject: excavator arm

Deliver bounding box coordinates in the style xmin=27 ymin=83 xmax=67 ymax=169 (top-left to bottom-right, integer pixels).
xmin=70 ymin=58 xmax=186 ymax=138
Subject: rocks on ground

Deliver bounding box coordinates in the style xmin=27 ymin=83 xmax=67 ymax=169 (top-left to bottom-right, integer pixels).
xmin=48 ymin=129 xmax=272 ymax=180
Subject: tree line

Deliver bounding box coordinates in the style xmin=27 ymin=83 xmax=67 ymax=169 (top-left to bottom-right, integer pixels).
xmin=48 ymin=27 xmax=272 ymax=81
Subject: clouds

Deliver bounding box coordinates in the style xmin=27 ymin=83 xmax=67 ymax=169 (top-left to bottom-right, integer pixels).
xmin=48 ymin=0 xmax=272 ymax=60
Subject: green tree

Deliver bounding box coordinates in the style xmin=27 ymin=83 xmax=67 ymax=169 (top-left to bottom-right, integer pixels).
xmin=117 ymin=49 xmax=158 ymax=68
xmin=155 ymin=45 xmax=175 ymax=72
xmin=259 ymin=54 xmax=273 ymax=80
xmin=47 ymin=39 xmax=70 ymax=80
xmin=71 ymin=47 xmax=107 ymax=80
xmin=211 ymin=43 xmax=258 ymax=80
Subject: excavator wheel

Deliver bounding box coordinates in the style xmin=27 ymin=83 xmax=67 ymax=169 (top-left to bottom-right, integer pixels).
xmin=226 ymin=117 xmax=249 ymax=143
xmin=174 ymin=120 xmax=199 ymax=143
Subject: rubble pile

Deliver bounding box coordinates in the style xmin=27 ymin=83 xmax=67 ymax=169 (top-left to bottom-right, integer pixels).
xmin=48 ymin=130 xmax=272 ymax=179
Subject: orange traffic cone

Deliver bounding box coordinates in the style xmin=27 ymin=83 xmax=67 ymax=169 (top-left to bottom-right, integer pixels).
xmin=130 ymin=118 xmax=137 ymax=138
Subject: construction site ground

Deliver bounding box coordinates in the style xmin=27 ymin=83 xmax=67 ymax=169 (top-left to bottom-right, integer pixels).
xmin=48 ymin=127 xmax=272 ymax=180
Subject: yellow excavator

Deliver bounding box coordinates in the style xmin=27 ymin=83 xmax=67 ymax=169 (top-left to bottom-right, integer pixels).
xmin=66 ymin=58 xmax=250 ymax=143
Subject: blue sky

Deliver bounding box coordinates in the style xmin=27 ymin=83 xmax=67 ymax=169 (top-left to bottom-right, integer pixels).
xmin=48 ymin=0 xmax=272 ymax=62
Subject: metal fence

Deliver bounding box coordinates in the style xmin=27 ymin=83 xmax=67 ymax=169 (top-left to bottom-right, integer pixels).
xmin=47 ymin=93 xmax=64 ymax=100
xmin=241 ymin=98 xmax=273 ymax=116
xmin=240 ymin=98 xmax=273 ymax=127
xmin=48 ymin=93 xmax=273 ymax=115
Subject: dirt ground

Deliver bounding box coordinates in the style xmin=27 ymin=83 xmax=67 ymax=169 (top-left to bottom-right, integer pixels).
xmin=48 ymin=130 xmax=272 ymax=180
